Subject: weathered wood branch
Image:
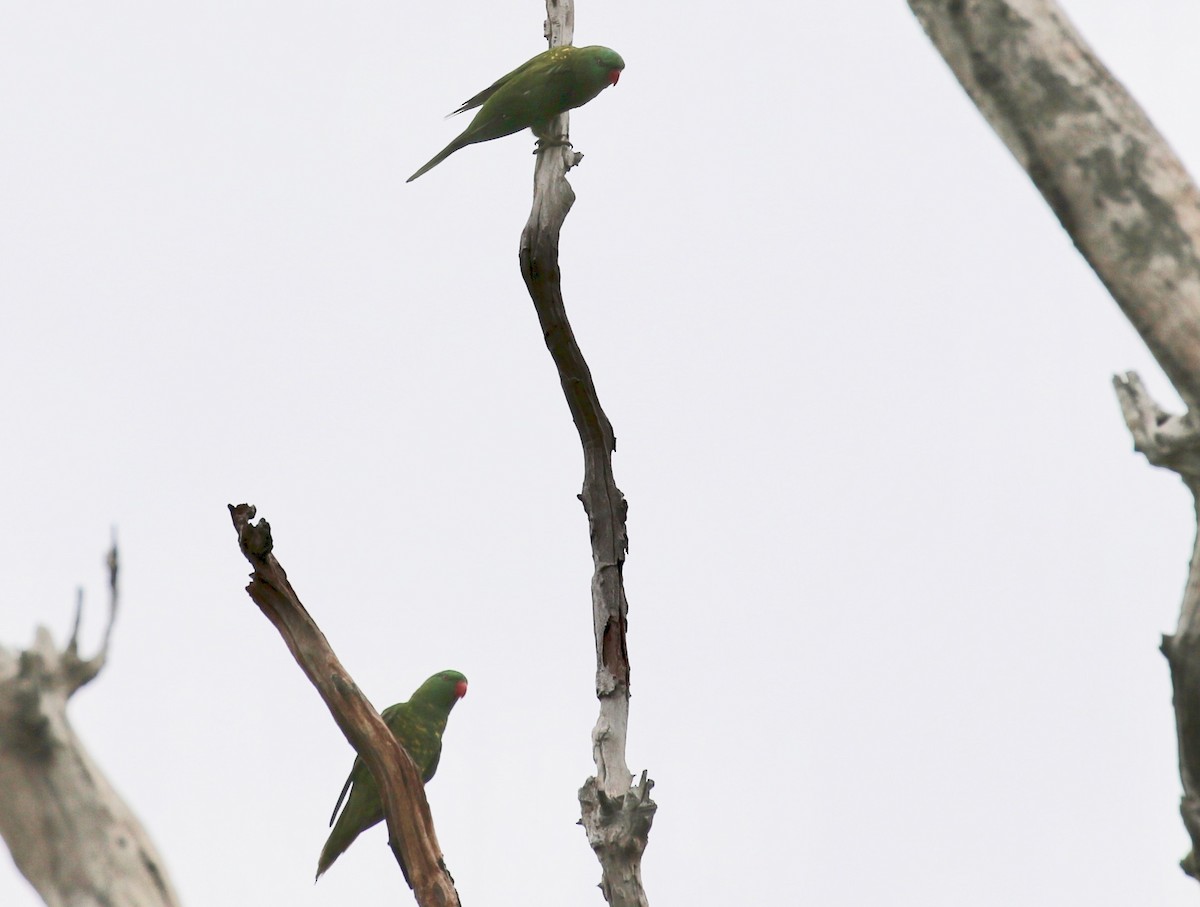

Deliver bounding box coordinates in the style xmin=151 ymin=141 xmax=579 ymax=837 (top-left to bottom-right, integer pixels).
xmin=909 ymin=0 xmax=1200 ymax=412
xmin=909 ymin=0 xmax=1200 ymax=882
xmin=1114 ymin=374 xmax=1200 ymax=877
xmin=227 ymin=504 xmax=459 ymax=907
xmin=0 ymin=541 xmax=180 ymax=907
xmin=516 ymin=5 xmax=655 ymax=906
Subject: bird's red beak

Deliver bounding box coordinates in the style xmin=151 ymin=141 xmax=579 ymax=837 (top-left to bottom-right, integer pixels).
xmin=609 ymin=69 xmax=621 ymax=86
xmin=455 ymin=680 xmax=468 ymax=699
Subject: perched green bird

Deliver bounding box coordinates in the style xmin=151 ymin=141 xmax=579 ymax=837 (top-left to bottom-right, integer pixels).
xmin=315 ymin=669 xmax=468 ymax=879
xmin=406 ymin=44 xmax=626 ymax=182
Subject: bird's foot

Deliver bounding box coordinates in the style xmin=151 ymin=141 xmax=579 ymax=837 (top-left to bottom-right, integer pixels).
xmin=533 ymin=136 xmax=574 ymax=154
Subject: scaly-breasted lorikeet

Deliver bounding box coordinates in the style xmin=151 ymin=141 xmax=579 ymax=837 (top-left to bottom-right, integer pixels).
xmin=406 ymin=44 xmax=625 ymax=182
xmin=315 ymin=669 xmax=468 ymax=879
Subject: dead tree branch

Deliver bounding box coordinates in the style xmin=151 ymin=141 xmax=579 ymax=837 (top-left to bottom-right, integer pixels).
xmin=1114 ymin=374 xmax=1200 ymax=877
xmin=227 ymin=504 xmax=460 ymax=907
xmin=0 ymin=539 xmax=179 ymax=907
xmin=516 ymin=5 xmax=656 ymax=906
xmin=910 ymin=0 xmax=1200 ymax=880
xmin=909 ymin=0 xmax=1200 ymax=410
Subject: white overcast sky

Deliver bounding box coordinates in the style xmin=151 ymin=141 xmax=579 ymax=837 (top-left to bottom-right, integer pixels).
xmin=3 ymin=2 xmax=1200 ymax=905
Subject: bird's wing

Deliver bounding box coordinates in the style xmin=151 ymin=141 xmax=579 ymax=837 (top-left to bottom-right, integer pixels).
xmin=424 ymin=743 xmax=442 ymax=782
xmin=328 ymin=769 xmax=355 ymax=827
xmin=449 ymin=74 xmax=515 ymax=116
xmin=448 ymin=47 xmax=573 ymax=116
xmin=380 ymin=702 xmax=404 ymax=723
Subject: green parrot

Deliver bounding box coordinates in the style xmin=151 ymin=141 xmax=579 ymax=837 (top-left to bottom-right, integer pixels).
xmin=315 ymin=669 xmax=468 ymax=879
xmin=406 ymin=44 xmax=626 ymax=182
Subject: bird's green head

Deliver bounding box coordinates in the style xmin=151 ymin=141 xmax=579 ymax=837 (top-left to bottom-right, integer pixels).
xmin=580 ymin=45 xmax=625 ymax=87
xmin=412 ymin=669 xmax=469 ymax=710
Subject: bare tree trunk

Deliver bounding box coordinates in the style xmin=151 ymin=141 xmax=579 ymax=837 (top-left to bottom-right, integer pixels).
xmin=909 ymin=0 xmax=1200 ymax=881
xmin=0 ymin=545 xmax=181 ymax=907
xmin=227 ymin=504 xmax=460 ymax=907
xmin=516 ymin=4 xmax=656 ymax=906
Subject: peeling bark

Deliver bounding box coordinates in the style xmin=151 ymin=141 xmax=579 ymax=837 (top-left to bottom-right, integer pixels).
xmin=0 ymin=543 xmax=181 ymax=907
xmin=227 ymin=504 xmax=459 ymax=907
xmin=516 ymin=3 xmax=655 ymax=905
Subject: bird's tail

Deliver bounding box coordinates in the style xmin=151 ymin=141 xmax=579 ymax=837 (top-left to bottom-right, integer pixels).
xmin=315 ymin=805 xmax=368 ymax=881
xmin=315 ymin=828 xmax=350 ymax=881
xmin=406 ymin=138 xmax=467 ymax=183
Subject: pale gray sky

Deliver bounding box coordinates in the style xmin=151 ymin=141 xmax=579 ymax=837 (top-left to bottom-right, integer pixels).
xmin=2 ymin=2 xmax=1199 ymax=905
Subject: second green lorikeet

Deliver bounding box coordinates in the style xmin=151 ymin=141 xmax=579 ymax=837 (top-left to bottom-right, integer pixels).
xmin=315 ymin=669 xmax=468 ymax=879
xmin=406 ymin=44 xmax=626 ymax=182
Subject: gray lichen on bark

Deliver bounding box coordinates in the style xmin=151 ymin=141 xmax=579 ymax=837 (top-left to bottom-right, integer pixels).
xmin=910 ymin=0 xmax=1200 ymax=410
xmin=910 ymin=0 xmax=1200 ymax=884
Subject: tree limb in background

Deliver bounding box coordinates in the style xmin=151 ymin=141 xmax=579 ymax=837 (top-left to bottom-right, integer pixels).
xmin=909 ymin=0 xmax=1200 ymax=411
xmin=1114 ymin=373 xmax=1200 ymax=877
xmin=517 ymin=5 xmax=656 ymax=906
xmin=0 ymin=539 xmax=181 ymax=907
xmin=227 ymin=504 xmax=460 ymax=907
xmin=909 ymin=0 xmax=1200 ymax=881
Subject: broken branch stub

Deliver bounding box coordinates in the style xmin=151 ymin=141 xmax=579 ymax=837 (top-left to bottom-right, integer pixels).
xmin=227 ymin=503 xmax=460 ymax=907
